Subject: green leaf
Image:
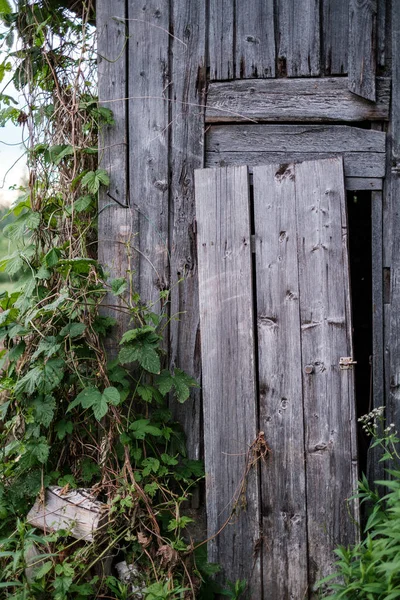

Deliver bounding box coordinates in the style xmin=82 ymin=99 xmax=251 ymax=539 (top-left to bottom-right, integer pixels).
xmin=120 ymin=325 xmax=156 ymax=344
xmin=73 ymin=387 xmax=102 ymax=410
xmin=55 ymin=420 xmax=73 ymax=440
xmin=137 ymin=384 xmax=154 ymax=403
xmin=31 ymin=337 xmax=61 ymax=360
xmin=15 ymin=366 xmax=42 ymax=395
xmin=0 ymin=0 xmax=12 ymax=16
xmin=31 ymin=438 xmax=50 ymax=464
xmin=59 ymin=322 xmax=86 ymax=339
xmin=81 ymin=169 xmax=110 ymax=194
xmin=110 ymin=277 xmax=127 ymax=296
xmin=34 ymin=560 xmax=53 ymax=579
xmin=157 ymin=368 xmax=198 ymax=403
xmin=92 ymin=395 xmax=108 ymax=421
xmin=102 ymin=386 xmax=120 ymax=406
xmin=45 ymin=248 xmax=60 ymax=268
xmin=142 ymin=457 xmax=160 ymax=476
xmin=129 ymin=419 xmax=163 ymax=440
xmin=33 ymin=395 xmax=56 ymax=427
xmin=43 ymin=358 xmax=65 ymax=392
xmin=74 ymin=195 xmax=93 ymax=213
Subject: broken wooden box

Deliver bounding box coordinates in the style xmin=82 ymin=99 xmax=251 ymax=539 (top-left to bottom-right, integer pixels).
xmin=27 ymin=486 xmax=107 ymax=541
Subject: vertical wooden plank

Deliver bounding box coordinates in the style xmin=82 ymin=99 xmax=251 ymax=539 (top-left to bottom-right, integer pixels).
xmin=322 ymin=0 xmax=349 ymax=75
xmin=235 ymin=0 xmax=275 ymax=78
xmin=169 ymin=0 xmax=206 ymax=469
xmin=209 ymin=0 xmax=234 ymax=80
xmin=392 ymin=1 xmax=400 ymax=160
xmin=296 ymin=158 xmax=358 ymax=588
xmin=348 ymin=0 xmax=377 ymax=101
xmin=127 ymin=0 xmax=170 ymax=308
xmin=195 ymin=167 xmax=262 ymax=595
xmin=368 ymin=190 xmax=385 ymax=482
xmin=377 ymin=0 xmax=386 ymax=68
xmin=98 ymin=0 xmax=130 ymax=356
xmin=388 ymin=173 xmax=400 ymax=443
xmin=253 ymin=164 xmax=308 ymax=599
xmin=276 ymin=0 xmax=321 ymax=77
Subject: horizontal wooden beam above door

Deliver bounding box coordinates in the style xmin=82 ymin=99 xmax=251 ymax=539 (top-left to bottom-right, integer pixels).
xmin=206 ymin=77 xmax=390 ymax=123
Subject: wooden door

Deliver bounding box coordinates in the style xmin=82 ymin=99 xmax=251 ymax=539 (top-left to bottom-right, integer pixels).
xmin=195 ymin=157 xmax=358 ymax=599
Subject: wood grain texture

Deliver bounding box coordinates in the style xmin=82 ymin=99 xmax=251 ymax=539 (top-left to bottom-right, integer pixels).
xmin=235 ymin=0 xmax=275 ymax=78
xmin=97 ymin=0 xmax=129 ymax=357
xmin=206 ymin=78 xmax=390 ymax=123
xmin=276 ymin=0 xmax=320 ymax=76
xmin=253 ymin=164 xmax=308 ymax=599
xmin=388 ymin=173 xmax=400 ymax=446
xmin=348 ymin=0 xmax=377 ymax=101
xmin=195 ymin=166 xmax=262 ymax=595
xmin=322 ymin=0 xmax=349 ymax=74
xmin=209 ymin=0 xmax=234 ymax=80
xmin=127 ymin=0 xmax=170 ymax=309
xmin=295 ymin=158 xmax=358 ymax=588
xmin=345 ymin=177 xmax=383 ymax=190
xmin=27 ymin=487 xmax=107 ymax=541
xmin=207 ymin=124 xmax=386 ymax=154
xmin=377 ymin=0 xmax=386 ymax=67
xmin=368 ymin=190 xmax=385 ymax=484
xmin=168 ymin=0 xmax=206 ymax=468
xmin=392 ymin=1 xmax=400 ymax=160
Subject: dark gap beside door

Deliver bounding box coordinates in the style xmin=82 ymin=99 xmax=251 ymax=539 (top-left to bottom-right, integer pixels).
xmin=347 ymin=190 xmax=373 ymax=477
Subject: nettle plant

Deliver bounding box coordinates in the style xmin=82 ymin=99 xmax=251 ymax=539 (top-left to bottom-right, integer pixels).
xmin=0 ymin=2 xmax=217 ymax=599
xmin=318 ymin=408 xmax=400 ymax=600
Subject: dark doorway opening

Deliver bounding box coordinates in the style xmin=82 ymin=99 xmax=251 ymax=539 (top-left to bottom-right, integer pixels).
xmin=347 ymin=190 xmax=373 ymax=477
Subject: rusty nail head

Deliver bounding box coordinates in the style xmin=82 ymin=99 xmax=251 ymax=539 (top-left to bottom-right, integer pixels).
xmin=305 ymin=365 xmax=314 ymax=374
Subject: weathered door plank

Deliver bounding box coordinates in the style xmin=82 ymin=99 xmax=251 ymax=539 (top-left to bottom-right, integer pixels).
xmin=209 ymin=0 xmax=234 ymax=80
xmin=205 ymin=78 xmax=390 ymax=123
xmin=195 ymin=166 xmax=262 ymax=595
xmin=235 ymin=0 xmax=275 ymax=78
xmin=295 ymin=158 xmax=358 ymax=587
xmin=348 ymin=0 xmax=377 ymax=101
xmin=253 ymin=164 xmax=308 ymax=599
xmin=276 ymin=0 xmax=321 ymax=76
xmin=322 ymin=0 xmax=349 ymax=74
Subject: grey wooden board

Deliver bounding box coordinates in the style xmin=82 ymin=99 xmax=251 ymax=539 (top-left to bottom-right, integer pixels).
xmin=127 ymin=0 xmax=170 ymax=310
xmin=368 ymin=190 xmax=386 ymax=483
xmin=392 ymin=1 xmax=400 ymax=160
xmin=209 ymin=0 xmax=234 ymax=80
xmin=207 ymin=124 xmax=386 ymax=154
xmin=235 ymin=0 xmax=275 ymax=78
xmin=97 ymin=0 xmax=129 ymax=357
xmin=345 ymin=177 xmax=383 ymax=190
xmin=389 ymin=173 xmax=400 ymax=443
xmin=322 ymin=0 xmax=349 ymax=74
xmin=377 ymin=0 xmax=386 ymax=67
xmin=348 ymin=0 xmax=377 ymax=101
xmin=206 ymin=144 xmax=386 ymax=179
xmin=295 ymin=158 xmax=359 ymax=587
xmin=195 ymin=166 xmax=262 ymax=595
xmin=205 ymin=77 xmax=390 ymax=123
xmin=276 ymin=0 xmax=320 ymax=77
xmin=253 ymin=164 xmax=308 ymax=599
xmin=168 ymin=0 xmax=206 ymax=474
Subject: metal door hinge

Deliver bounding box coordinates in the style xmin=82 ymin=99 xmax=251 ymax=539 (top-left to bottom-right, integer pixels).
xmin=339 ymin=357 xmax=357 ymax=370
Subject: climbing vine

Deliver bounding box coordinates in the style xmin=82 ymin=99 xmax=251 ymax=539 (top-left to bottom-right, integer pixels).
xmin=0 ymin=2 xmax=227 ymax=598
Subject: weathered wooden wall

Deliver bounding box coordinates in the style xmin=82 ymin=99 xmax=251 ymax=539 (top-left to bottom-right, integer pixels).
xmin=97 ymin=0 xmax=397 ymax=596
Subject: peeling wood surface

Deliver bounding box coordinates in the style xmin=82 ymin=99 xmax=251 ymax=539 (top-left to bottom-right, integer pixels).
xmin=389 ymin=173 xmax=400 ymax=446
xmin=206 ymin=78 xmax=390 ymax=123
xmin=253 ymin=164 xmax=308 ymax=599
xmin=27 ymin=488 xmax=107 ymax=541
xmin=392 ymin=1 xmax=400 ymax=160
xmin=348 ymin=0 xmax=377 ymax=101
xmin=195 ymin=166 xmax=261 ymax=596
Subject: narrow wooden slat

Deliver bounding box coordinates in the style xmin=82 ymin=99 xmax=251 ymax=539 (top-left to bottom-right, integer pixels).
xmin=127 ymin=0 xmax=170 ymax=308
xmin=209 ymin=0 xmax=234 ymax=80
xmin=97 ymin=0 xmax=129 ymax=356
xmin=295 ymin=158 xmax=358 ymax=587
xmin=207 ymin=124 xmax=386 ymax=153
xmin=345 ymin=177 xmax=382 ymax=191
xmin=206 ymin=151 xmax=385 ymax=179
xmin=195 ymin=166 xmax=262 ymax=595
xmin=235 ymin=0 xmax=275 ymax=78
xmin=368 ymin=190 xmax=385 ymax=483
xmin=276 ymin=0 xmax=321 ymax=76
xmin=168 ymin=0 xmax=206 ymax=474
xmin=206 ymin=78 xmax=390 ymax=123
xmin=388 ymin=173 xmax=400 ymax=445
xmin=377 ymin=0 xmax=386 ymax=67
xmin=348 ymin=0 xmax=377 ymax=101
xmin=392 ymin=1 xmax=400 ymax=160
xmin=253 ymin=164 xmax=308 ymax=599
xmin=322 ymin=0 xmax=349 ymax=74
